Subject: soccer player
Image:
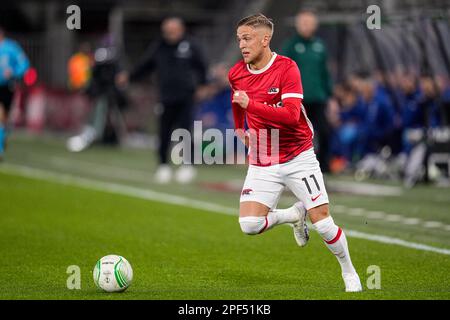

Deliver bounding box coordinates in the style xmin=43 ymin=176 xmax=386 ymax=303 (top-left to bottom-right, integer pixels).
xmin=229 ymin=14 xmax=362 ymax=292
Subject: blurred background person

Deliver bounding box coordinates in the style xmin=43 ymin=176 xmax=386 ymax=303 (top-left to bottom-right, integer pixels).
xmin=196 ymin=64 xmax=232 ymax=133
xmin=67 ymin=42 xmax=93 ymax=91
xmin=399 ymin=72 xmax=441 ymax=154
xmin=436 ymin=75 xmax=450 ymax=125
xmin=419 ymin=75 xmax=441 ymax=129
xmin=352 ymin=72 xmax=395 ymax=157
xmin=281 ymin=9 xmax=333 ymax=172
xmin=116 ymin=16 xmax=207 ymax=184
xmin=331 ymin=83 xmax=365 ymax=167
xmin=195 ymin=62 xmax=243 ymax=164
xmin=67 ymin=35 xmax=128 ymax=152
xmin=0 ymin=25 xmax=29 ymax=160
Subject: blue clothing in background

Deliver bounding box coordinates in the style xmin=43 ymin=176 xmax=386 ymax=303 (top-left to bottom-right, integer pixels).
xmin=335 ymin=98 xmax=365 ymax=161
xmin=0 ymin=126 xmax=4 ymax=154
xmin=442 ymin=86 xmax=450 ymax=102
xmin=0 ymin=38 xmax=30 ymax=85
xmin=339 ymin=98 xmax=365 ymax=124
xmin=401 ymin=88 xmax=440 ymax=129
xmin=360 ymin=91 xmax=396 ymax=155
xmin=197 ymin=87 xmax=233 ymax=132
xmin=399 ymin=88 xmax=442 ymax=153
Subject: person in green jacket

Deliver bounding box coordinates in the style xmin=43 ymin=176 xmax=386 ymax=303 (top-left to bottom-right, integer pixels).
xmin=281 ymin=10 xmax=332 ymax=172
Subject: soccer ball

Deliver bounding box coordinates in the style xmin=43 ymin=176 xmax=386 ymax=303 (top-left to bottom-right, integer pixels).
xmin=93 ymin=255 xmax=133 ymax=292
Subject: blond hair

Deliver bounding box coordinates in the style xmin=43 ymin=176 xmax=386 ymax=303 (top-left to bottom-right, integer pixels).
xmin=237 ymin=13 xmax=274 ymax=36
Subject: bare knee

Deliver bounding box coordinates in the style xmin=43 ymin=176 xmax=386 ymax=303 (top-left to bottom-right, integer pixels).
xmin=239 ymin=201 xmax=270 ymax=217
xmin=308 ymin=204 xmax=330 ymax=224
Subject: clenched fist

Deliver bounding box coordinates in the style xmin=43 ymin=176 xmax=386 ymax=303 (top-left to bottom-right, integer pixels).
xmin=232 ymin=90 xmax=249 ymax=109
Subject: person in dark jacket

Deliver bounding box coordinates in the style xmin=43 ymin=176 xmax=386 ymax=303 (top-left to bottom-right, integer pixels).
xmin=281 ymin=10 xmax=333 ymax=172
xmin=117 ymin=17 xmax=207 ymax=184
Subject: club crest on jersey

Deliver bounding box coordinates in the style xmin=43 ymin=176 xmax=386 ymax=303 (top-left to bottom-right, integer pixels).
xmin=241 ymin=188 xmax=253 ymax=195
xmin=267 ymin=87 xmax=279 ymax=94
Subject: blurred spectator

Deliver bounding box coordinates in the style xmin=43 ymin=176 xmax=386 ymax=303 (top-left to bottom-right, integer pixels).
xmin=195 ymin=63 xmax=235 ymax=162
xmin=398 ymin=73 xmax=441 ymax=154
xmin=373 ymin=71 xmax=396 ymax=113
xmin=116 ymin=17 xmax=207 ymax=184
xmin=326 ymin=67 xmax=450 ymax=176
xmin=332 ymin=83 xmax=365 ymax=164
xmin=281 ymin=9 xmax=333 ymax=172
xmin=67 ymin=35 xmax=127 ymax=152
xmin=196 ymin=63 xmax=232 ymax=133
xmin=354 ymin=72 xmax=396 ymax=156
xmin=375 ymin=70 xmax=404 ymax=154
xmin=67 ymin=42 xmax=93 ymax=91
xmin=436 ymin=75 xmax=450 ymax=125
xmin=0 ymin=25 xmax=30 ymax=160
xmin=419 ymin=75 xmax=441 ymax=128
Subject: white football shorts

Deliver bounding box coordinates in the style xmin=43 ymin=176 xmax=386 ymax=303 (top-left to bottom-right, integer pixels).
xmin=240 ymin=148 xmax=329 ymax=210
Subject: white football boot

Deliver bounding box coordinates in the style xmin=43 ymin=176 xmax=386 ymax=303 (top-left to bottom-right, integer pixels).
xmin=292 ymin=202 xmax=309 ymax=247
xmin=175 ymin=165 xmax=197 ymax=184
xmin=343 ymin=272 xmax=363 ymax=292
xmin=66 ymin=126 xmax=97 ymax=152
xmin=154 ymin=164 xmax=173 ymax=184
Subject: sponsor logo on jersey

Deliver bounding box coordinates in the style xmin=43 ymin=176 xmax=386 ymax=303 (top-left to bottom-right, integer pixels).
xmin=263 ymin=101 xmax=283 ymax=108
xmin=267 ymin=87 xmax=280 ymax=94
xmin=241 ymin=188 xmax=253 ymax=195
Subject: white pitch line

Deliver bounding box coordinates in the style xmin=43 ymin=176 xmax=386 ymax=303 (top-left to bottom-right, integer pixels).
xmin=345 ymin=230 xmax=450 ymax=256
xmin=0 ymin=163 xmax=236 ymax=216
xmin=1 ymin=163 xmax=450 ymax=256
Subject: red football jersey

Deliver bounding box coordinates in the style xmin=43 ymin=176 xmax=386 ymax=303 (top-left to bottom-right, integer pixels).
xmin=228 ymin=53 xmax=314 ymax=166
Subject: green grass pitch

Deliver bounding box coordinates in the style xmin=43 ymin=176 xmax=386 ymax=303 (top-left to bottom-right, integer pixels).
xmin=0 ymin=133 xmax=449 ymax=299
